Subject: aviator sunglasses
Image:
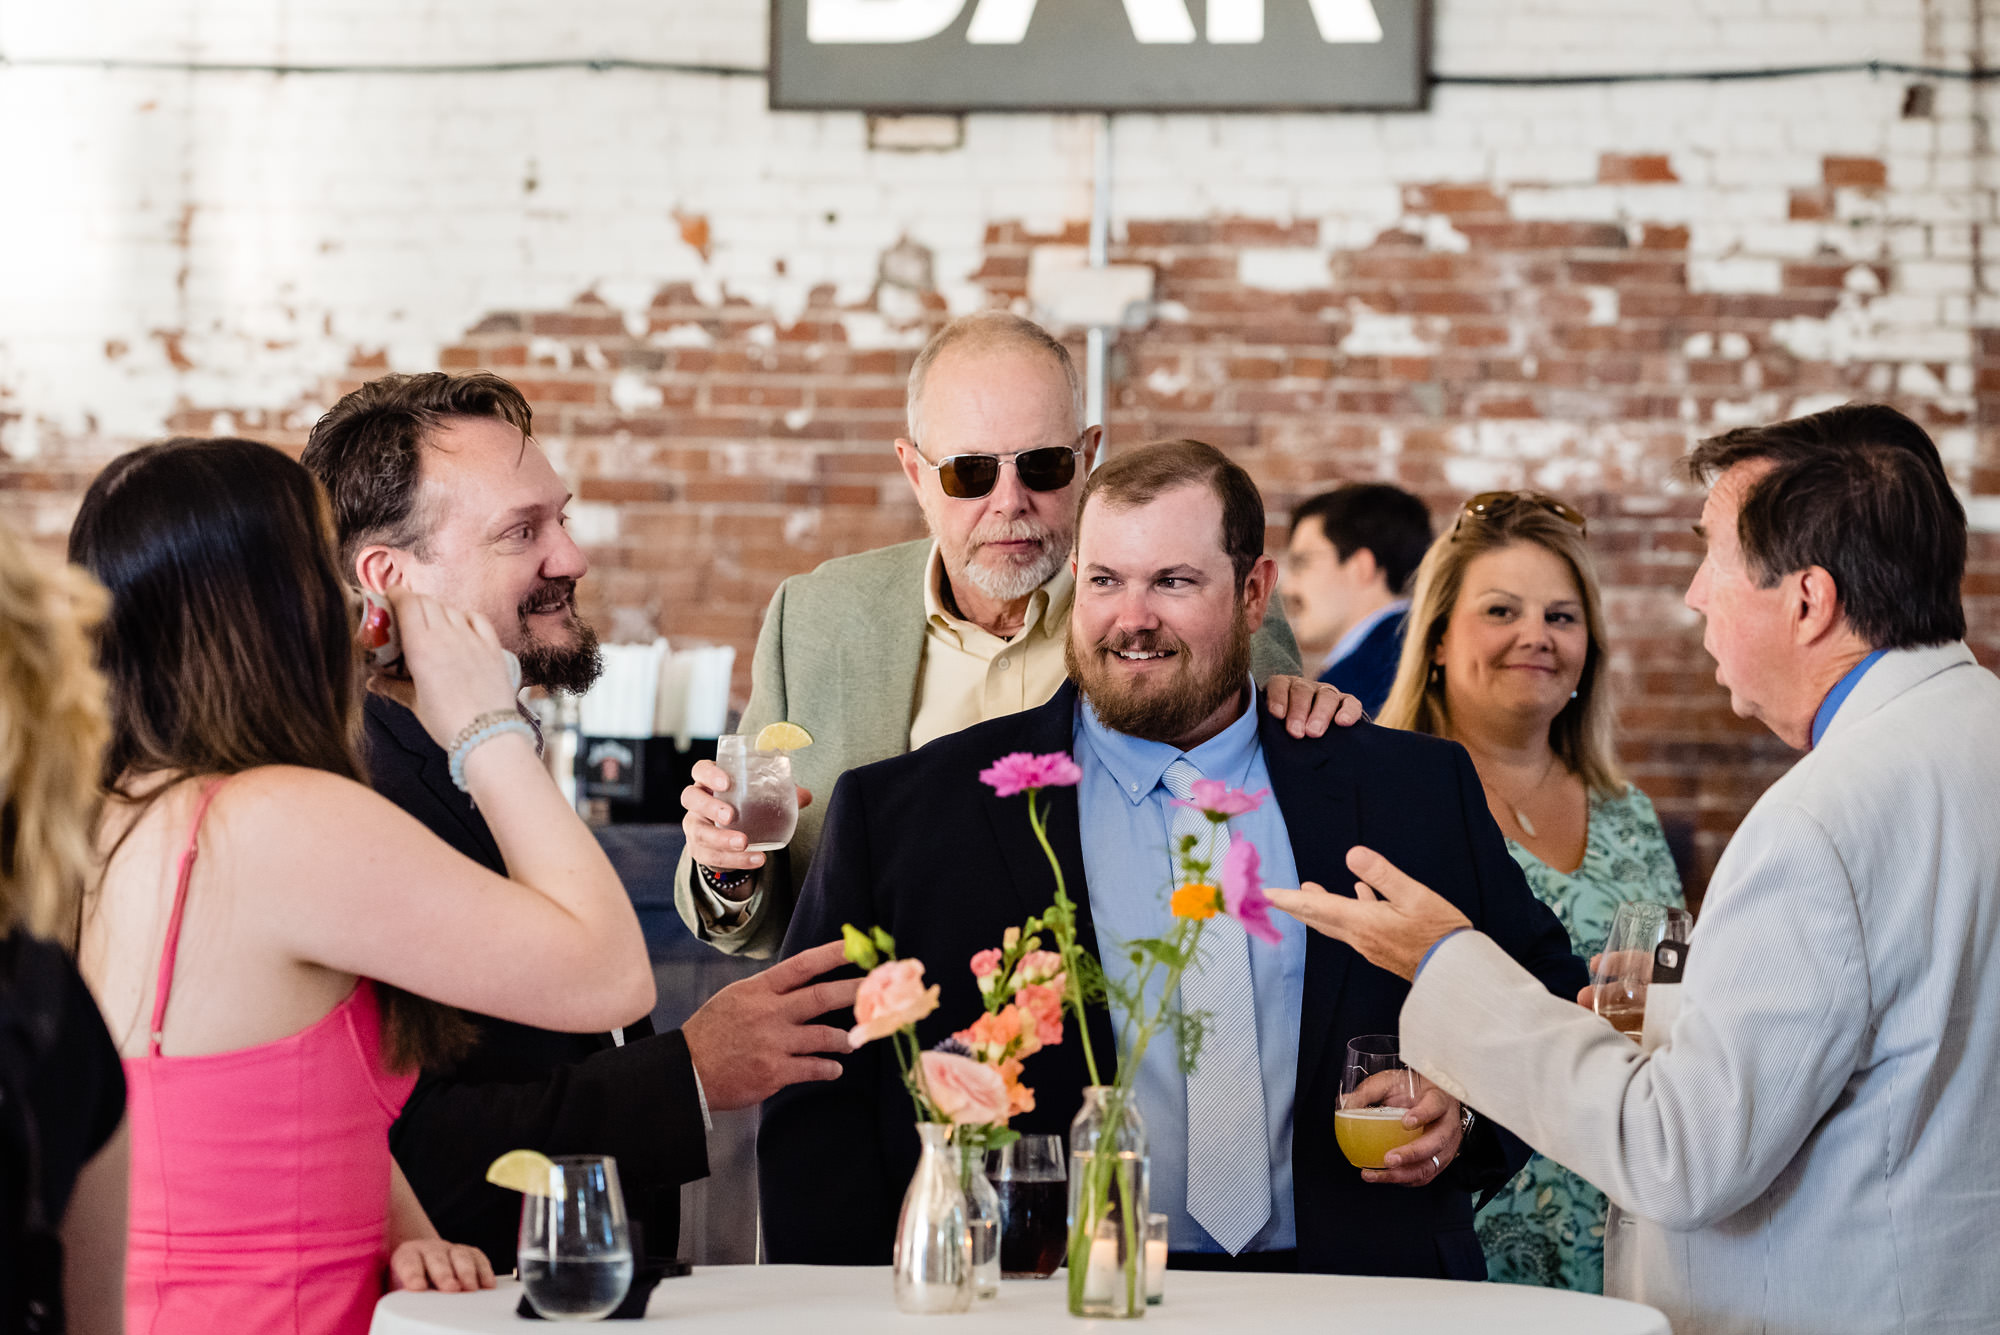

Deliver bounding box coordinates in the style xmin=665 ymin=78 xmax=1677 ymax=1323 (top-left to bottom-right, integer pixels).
xmin=913 ymin=440 xmax=1085 ymax=500
xmin=1453 ymin=490 xmax=1588 ymax=538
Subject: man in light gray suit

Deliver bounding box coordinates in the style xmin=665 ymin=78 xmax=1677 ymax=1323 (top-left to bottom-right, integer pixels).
xmin=1267 ymin=403 xmax=2000 ymax=1334
xmin=674 ymin=312 xmax=1353 ymax=957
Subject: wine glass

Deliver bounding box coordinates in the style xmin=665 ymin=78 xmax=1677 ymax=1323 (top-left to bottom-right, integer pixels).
xmin=1590 ymin=903 xmax=1695 ymax=1042
xmin=1336 ymin=1034 xmax=1422 ymax=1170
xmin=986 ymin=1133 xmax=1067 ymax=1279
xmin=518 ymin=1155 xmax=635 ymax=1321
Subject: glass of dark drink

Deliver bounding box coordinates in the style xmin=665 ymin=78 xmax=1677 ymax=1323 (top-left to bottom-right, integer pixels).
xmin=987 ymin=1134 xmax=1067 ymax=1279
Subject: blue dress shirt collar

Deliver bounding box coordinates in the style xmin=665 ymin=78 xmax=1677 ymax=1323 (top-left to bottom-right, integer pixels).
xmin=1811 ymin=649 xmax=1886 ymax=749
xmin=1076 ymin=677 xmax=1262 ymax=805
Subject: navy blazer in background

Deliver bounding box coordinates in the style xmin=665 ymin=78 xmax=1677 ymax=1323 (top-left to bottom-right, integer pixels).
xmin=759 ymin=681 xmax=1585 ymax=1279
xmin=1317 ymin=611 xmax=1409 ymax=719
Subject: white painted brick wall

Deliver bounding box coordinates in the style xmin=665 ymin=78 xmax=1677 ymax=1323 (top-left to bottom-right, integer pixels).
xmin=0 ymin=0 xmax=1995 ymax=445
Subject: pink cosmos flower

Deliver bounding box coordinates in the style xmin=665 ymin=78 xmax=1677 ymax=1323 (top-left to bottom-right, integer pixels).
xmin=848 ymin=958 xmax=941 ymax=1048
xmin=1172 ymin=778 xmax=1268 ymax=819
xmin=1220 ymin=840 xmax=1283 ymax=945
xmin=919 ymin=1050 xmax=1013 ymax=1125
xmin=979 ymin=751 xmax=1084 ymax=798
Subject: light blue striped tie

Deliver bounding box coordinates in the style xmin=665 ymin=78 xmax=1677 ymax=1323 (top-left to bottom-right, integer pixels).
xmin=1161 ymin=757 xmax=1271 ymax=1255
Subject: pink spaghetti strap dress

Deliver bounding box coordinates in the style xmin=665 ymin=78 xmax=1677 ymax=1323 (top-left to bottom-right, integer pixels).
xmin=123 ymin=781 xmax=419 ymax=1334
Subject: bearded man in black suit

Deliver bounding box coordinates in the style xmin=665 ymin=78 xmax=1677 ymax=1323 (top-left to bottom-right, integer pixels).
xmin=761 ymin=439 xmax=1584 ymax=1277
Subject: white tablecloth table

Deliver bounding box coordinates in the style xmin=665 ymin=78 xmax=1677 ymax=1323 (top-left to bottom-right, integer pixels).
xmin=371 ymin=1265 xmax=1670 ymax=1334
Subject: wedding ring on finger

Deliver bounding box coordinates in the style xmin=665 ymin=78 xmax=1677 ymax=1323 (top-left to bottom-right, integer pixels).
xmin=1431 ymin=1155 xmax=1441 ymax=1174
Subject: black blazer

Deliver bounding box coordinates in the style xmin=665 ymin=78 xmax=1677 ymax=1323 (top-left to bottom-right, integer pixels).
xmin=759 ymin=682 xmax=1584 ymax=1279
xmin=1317 ymin=611 xmax=1408 ymax=719
xmin=365 ymin=695 xmax=707 ymax=1269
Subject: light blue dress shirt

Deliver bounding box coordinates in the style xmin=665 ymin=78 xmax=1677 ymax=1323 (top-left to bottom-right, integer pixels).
xmin=1073 ymin=684 xmax=1308 ymax=1254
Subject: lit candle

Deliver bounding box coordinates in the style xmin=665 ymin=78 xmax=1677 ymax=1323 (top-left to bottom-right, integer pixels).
xmin=1084 ymin=1237 xmax=1118 ymax=1302
xmin=1145 ymin=1238 xmax=1168 ymax=1302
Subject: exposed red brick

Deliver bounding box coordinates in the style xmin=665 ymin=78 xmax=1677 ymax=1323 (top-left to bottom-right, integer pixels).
xmin=1823 ymin=155 xmax=1887 ymax=188
xmin=1599 ymin=153 xmax=1679 ymax=184
xmin=1402 ymin=183 xmax=1509 ymax=216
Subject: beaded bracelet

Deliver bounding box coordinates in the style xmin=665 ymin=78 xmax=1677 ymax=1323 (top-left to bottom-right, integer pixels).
xmin=698 ymin=862 xmax=754 ymax=894
xmin=447 ymin=710 xmax=538 ymax=794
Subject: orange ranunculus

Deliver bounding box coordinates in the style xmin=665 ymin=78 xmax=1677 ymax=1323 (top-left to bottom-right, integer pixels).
xmin=1171 ymin=882 xmax=1223 ymax=920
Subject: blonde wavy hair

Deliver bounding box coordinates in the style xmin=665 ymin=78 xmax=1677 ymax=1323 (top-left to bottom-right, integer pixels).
xmin=0 ymin=522 xmax=110 ymax=942
xmin=1377 ymin=496 xmax=1625 ymax=797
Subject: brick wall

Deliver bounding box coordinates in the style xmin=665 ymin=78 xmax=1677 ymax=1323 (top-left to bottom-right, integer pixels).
xmin=4 ymin=0 xmax=1998 ymax=897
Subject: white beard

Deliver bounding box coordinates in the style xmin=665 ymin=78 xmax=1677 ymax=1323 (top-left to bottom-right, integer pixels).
xmin=959 ymin=542 xmax=1065 ymax=601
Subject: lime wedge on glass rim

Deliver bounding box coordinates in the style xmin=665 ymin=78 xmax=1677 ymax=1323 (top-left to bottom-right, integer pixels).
xmin=755 ymin=722 xmax=814 ymax=752
xmin=485 ymin=1148 xmax=556 ymax=1197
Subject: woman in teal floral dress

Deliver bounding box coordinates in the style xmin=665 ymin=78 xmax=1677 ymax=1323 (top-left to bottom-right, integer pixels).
xmin=1377 ymin=490 xmax=1686 ymax=1293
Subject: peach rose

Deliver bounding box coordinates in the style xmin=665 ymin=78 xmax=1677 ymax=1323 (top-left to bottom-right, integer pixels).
xmin=848 ymin=958 xmax=940 ymax=1048
xmin=919 ymin=1050 xmax=1013 ymax=1125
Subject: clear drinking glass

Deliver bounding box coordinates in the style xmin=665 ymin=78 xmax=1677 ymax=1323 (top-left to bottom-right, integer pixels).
xmin=517 ymin=1155 xmax=634 ymax=1321
xmin=1591 ymin=903 xmax=1696 ymax=1042
xmin=714 ymin=733 xmax=798 ymax=852
xmin=986 ymin=1133 xmax=1067 ymax=1279
xmin=1336 ymin=1035 xmax=1422 ymax=1170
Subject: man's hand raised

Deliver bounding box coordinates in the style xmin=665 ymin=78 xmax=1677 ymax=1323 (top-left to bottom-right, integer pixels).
xmin=681 ymin=940 xmax=861 ymax=1111
xmin=1263 ymin=846 xmax=1473 ymax=982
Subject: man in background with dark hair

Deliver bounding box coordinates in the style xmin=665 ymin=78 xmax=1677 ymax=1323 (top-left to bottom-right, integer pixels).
xmin=1282 ymin=483 xmax=1431 ymax=714
xmin=1271 ymin=403 xmax=2000 ymax=1334
xmin=761 ymin=438 xmax=1582 ymax=1276
xmin=303 ymin=372 xmax=861 ymax=1271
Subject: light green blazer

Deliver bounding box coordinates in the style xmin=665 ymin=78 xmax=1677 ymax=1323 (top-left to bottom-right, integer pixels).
xmin=673 ymin=538 xmax=1302 ymax=958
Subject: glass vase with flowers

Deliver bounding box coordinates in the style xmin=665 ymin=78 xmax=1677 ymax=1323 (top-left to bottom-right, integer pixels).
xmin=977 ymin=751 xmax=1280 ymax=1319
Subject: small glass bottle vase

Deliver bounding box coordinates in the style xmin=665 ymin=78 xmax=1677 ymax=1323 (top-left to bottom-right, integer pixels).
xmin=959 ymin=1138 xmax=1001 ymax=1299
xmin=893 ymin=1123 xmax=976 ymax=1315
xmin=1066 ymin=1087 xmax=1150 ymax=1319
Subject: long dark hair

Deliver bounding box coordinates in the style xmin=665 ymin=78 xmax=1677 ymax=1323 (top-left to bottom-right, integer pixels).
xmin=68 ymin=437 xmax=472 ymax=1070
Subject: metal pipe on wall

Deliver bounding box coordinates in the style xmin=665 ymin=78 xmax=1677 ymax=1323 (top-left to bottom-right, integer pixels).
xmin=1086 ymin=113 xmax=1112 ymax=441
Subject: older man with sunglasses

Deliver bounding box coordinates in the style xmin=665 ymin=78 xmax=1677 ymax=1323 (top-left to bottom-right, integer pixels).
xmin=675 ymin=312 xmax=1355 ymax=957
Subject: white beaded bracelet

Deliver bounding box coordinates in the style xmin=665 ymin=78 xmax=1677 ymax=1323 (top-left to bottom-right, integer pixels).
xmin=448 ymin=713 xmax=537 ymax=794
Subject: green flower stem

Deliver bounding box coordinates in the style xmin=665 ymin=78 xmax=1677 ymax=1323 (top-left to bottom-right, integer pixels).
xmin=1027 ymin=788 xmax=1102 ymax=1089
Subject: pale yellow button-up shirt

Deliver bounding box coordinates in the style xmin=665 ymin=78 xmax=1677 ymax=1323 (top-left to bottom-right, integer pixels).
xmin=908 ymin=543 xmax=1074 ymax=751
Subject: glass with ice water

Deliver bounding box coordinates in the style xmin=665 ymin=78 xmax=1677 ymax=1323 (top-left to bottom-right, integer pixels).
xmin=715 ymin=733 xmax=799 ymax=852
xmin=518 ymin=1155 xmax=634 ymax=1321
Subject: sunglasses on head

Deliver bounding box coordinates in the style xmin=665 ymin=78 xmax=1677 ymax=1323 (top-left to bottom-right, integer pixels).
xmin=1452 ymin=490 xmax=1588 ymax=538
xmin=914 ymin=442 xmax=1084 ymax=500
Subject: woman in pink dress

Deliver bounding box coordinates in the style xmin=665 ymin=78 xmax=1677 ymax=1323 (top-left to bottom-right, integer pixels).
xmin=69 ymin=437 xmax=657 ymax=1333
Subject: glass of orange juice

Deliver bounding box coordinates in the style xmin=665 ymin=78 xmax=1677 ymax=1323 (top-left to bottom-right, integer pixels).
xmin=1335 ymin=1035 xmax=1423 ymax=1170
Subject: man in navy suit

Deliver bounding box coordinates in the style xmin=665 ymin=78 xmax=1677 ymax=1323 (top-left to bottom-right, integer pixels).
xmin=760 ymin=441 xmax=1581 ymax=1277
xmin=1283 ymin=484 xmax=1432 ymax=715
